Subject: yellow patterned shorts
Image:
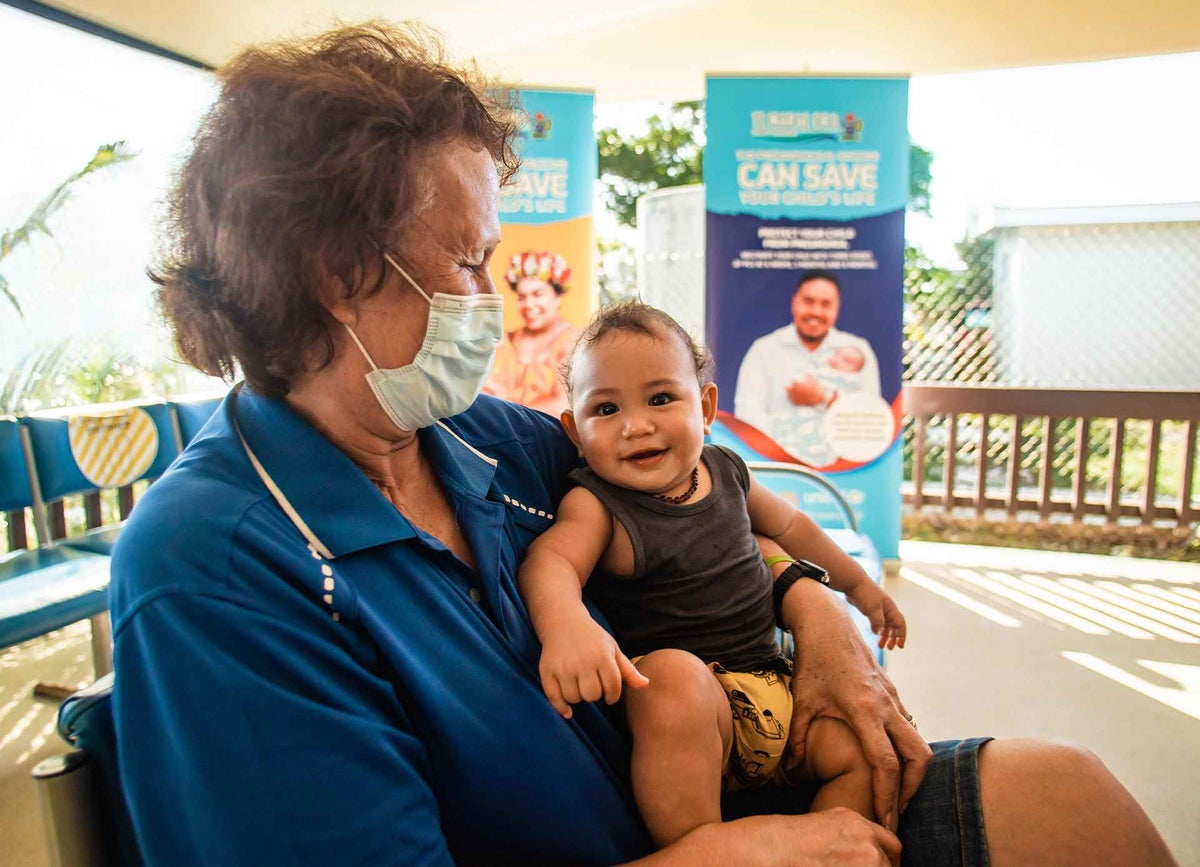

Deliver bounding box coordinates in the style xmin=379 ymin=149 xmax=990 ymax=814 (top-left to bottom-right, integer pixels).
xmin=708 ymin=662 xmax=794 ymax=792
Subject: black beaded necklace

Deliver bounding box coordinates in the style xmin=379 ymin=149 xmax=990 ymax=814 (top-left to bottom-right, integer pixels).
xmin=654 ymin=467 xmax=699 ymax=504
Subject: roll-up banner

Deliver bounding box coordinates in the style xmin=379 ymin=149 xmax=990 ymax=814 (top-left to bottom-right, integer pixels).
xmin=704 ymin=75 xmax=908 ymax=560
xmin=485 ymin=87 xmax=597 ymax=417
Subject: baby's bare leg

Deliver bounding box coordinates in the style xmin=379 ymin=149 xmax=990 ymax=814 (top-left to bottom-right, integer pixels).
xmin=798 ymin=716 xmax=891 ymax=823
xmin=624 ymin=649 xmax=733 ymax=848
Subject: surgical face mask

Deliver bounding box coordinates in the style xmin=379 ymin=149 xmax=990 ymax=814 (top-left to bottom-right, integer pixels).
xmin=345 ymin=251 xmax=504 ymax=432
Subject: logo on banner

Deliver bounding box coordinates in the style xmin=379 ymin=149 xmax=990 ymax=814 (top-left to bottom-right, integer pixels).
xmin=750 ymin=111 xmax=863 ymax=143
xmin=68 ymin=407 xmax=159 ymax=488
xmin=530 ymin=112 xmax=552 ymax=140
xmin=841 ymin=113 xmax=863 ymax=142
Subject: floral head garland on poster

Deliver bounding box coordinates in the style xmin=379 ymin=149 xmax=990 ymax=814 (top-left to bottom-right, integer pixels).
xmin=505 ymin=251 xmax=571 ymax=294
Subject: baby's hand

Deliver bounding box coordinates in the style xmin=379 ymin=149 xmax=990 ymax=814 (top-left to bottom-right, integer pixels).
xmin=538 ymin=615 xmax=649 ymax=718
xmin=846 ymin=582 xmax=907 ymax=650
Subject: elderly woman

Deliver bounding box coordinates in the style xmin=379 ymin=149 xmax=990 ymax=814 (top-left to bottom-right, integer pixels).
xmin=484 ymin=250 xmax=580 ymax=415
xmin=110 ymin=22 xmax=1175 ymax=867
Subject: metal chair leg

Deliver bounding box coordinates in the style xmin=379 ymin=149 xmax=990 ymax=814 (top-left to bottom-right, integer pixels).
xmin=90 ymin=612 xmax=113 ymax=678
xmin=33 ymin=613 xmax=112 ymax=702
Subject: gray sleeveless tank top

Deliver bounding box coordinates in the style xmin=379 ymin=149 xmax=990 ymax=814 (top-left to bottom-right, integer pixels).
xmin=570 ymin=444 xmax=781 ymax=671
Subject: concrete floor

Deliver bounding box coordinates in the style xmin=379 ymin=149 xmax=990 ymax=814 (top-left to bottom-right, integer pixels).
xmin=889 ymin=541 xmax=1200 ymax=866
xmin=0 ymin=622 xmax=92 ymax=867
xmin=1 ymin=542 xmax=1197 ymax=866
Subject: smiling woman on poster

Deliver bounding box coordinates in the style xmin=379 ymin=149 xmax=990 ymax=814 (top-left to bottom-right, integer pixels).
xmin=484 ymin=250 xmax=579 ymax=415
xmin=734 ymin=269 xmax=881 ymax=466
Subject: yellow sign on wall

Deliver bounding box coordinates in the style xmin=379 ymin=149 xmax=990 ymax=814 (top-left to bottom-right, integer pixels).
xmin=68 ymin=407 xmax=159 ymax=488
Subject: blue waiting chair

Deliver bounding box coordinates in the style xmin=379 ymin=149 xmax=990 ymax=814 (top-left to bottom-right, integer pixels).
xmin=171 ymin=396 xmax=223 ymax=448
xmin=22 ymin=403 xmax=178 ymax=557
xmin=745 ymin=460 xmax=885 ymax=662
xmin=0 ymin=418 xmax=111 ymax=669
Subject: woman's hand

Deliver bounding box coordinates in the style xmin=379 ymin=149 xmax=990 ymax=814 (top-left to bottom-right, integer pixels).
xmin=537 ymin=614 xmax=648 ymax=718
xmin=627 ymin=810 xmax=900 ymax=866
xmin=845 ymin=582 xmax=908 ymax=650
xmin=781 ymin=580 xmax=930 ymax=831
xmin=740 ymin=811 xmax=901 ymax=867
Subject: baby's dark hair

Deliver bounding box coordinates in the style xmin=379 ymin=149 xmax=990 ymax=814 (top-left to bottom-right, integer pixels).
xmin=563 ymin=300 xmax=714 ymax=398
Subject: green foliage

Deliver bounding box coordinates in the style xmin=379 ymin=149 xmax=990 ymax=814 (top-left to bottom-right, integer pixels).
xmin=597 ymin=100 xmax=705 ymax=229
xmin=908 ymin=141 xmax=933 ymax=216
xmin=1 ymin=337 xmax=189 ymax=415
xmin=904 ymin=235 xmax=993 ymax=308
xmin=903 ymin=244 xmax=955 ymax=306
xmin=597 ymin=236 xmax=637 ymax=305
xmin=0 ymin=141 xmax=136 ymax=317
xmin=903 ymin=232 xmax=998 ymax=383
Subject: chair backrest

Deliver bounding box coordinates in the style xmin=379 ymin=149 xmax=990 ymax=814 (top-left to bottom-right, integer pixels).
xmin=707 ymin=418 xmax=861 ymax=533
xmin=744 ymin=460 xmax=884 ymax=664
xmin=172 ymin=397 xmax=223 ymax=449
xmin=23 ymin=403 xmax=178 ymax=504
xmin=745 ymin=461 xmax=860 ymax=533
xmin=1 ymin=416 xmax=37 ymax=551
xmin=0 ymin=416 xmax=34 ymax=514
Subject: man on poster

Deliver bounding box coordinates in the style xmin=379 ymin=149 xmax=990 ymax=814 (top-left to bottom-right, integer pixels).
xmin=734 ymin=269 xmax=880 ymax=466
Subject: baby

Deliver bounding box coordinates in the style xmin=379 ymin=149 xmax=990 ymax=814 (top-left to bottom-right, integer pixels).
xmin=823 ymin=344 xmax=867 ymax=398
xmin=517 ymin=301 xmax=908 ymax=847
xmin=828 ymin=344 xmax=866 ymax=374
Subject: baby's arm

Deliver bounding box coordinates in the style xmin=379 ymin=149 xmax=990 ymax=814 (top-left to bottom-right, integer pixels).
xmin=745 ymin=478 xmax=906 ymax=649
xmin=518 ymin=486 xmax=649 ymax=717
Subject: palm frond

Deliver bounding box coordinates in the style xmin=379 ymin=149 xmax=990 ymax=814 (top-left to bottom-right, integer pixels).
xmin=0 ymin=141 xmax=138 ymax=318
xmin=0 ymin=273 xmax=21 ymax=318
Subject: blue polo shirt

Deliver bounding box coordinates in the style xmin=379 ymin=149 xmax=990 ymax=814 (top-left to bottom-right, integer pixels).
xmin=109 ymin=388 xmax=654 ymax=866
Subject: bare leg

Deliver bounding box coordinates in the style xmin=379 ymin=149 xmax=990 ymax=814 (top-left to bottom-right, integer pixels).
xmin=979 ymin=739 xmax=1177 ymax=867
xmin=797 ymin=716 xmax=884 ymax=822
xmin=624 ymin=649 xmax=733 ymax=848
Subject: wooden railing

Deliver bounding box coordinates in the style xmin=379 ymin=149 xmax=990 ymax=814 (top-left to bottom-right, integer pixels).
xmin=904 ymin=384 xmax=1200 ymax=528
xmin=4 ymin=483 xmax=143 ymax=554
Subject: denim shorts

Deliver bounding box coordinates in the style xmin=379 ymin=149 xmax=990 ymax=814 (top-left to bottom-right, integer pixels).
xmin=721 ymin=737 xmax=993 ymax=866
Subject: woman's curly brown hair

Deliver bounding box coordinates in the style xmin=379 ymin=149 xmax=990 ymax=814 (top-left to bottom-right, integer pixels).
xmin=152 ymin=21 xmax=520 ymax=397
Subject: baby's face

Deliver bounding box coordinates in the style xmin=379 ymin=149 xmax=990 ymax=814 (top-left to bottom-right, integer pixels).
xmin=828 ymin=347 xmax=865 ymax=372
xmin=563 ymin=328 xmax=716 ymax=500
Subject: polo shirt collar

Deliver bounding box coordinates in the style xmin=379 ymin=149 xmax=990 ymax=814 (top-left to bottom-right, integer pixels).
xmin=425 ymin=418 xmax=498 ymax=499
xmin=229 ymin=387 xmax=497 ymax=559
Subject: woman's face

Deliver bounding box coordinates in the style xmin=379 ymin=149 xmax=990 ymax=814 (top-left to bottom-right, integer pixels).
xmin=339 ymin=140 xmax=502 ymax=371
xmin=515 ymin=277 xmax=561 ymax=333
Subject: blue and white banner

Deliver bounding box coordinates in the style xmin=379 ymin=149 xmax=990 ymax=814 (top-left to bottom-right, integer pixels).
xmin=484 ymin=88 xmax=596 ymax=417
xmin=705 ymin=75 xmax=908 ymax=559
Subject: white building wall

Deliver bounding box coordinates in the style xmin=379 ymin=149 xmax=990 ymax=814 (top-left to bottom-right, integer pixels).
xmin=636 ymin=185 xmax=706 ymax=340
xmin=993 ymin=219 xmax=1200 ymax=389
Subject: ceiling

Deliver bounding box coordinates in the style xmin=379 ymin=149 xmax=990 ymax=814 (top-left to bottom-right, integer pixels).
xmin=32 ymin=0 xmax=1200 ymax=101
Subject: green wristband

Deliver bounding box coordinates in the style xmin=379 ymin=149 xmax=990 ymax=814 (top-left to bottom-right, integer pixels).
xmin=763 ymin=555 xmax=797 ymax=569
